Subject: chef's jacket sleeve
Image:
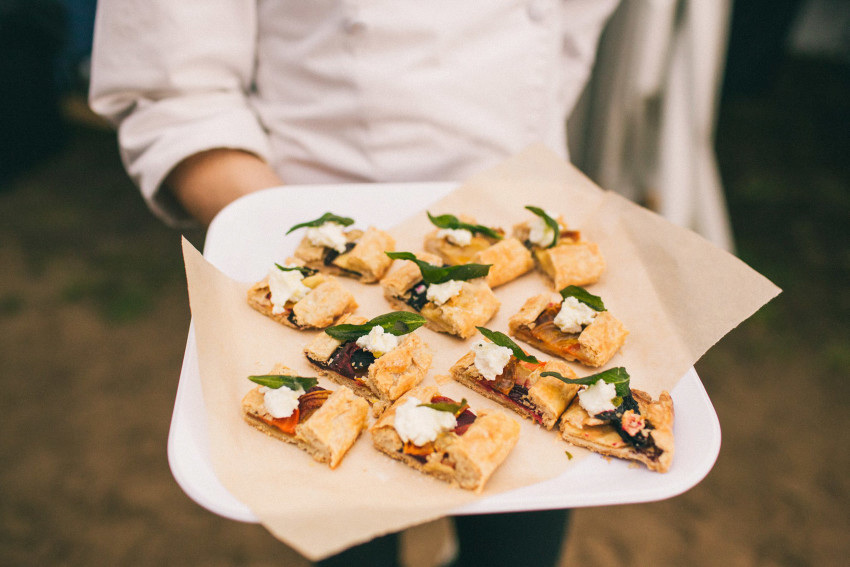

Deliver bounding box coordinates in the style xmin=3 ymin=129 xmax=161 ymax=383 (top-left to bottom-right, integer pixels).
xmin=88 ymin=1 xmax=272 ymax=225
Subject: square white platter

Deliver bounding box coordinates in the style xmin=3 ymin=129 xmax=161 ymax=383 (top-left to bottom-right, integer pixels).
xmin=167 ymin=182 xmax=721 ymax=522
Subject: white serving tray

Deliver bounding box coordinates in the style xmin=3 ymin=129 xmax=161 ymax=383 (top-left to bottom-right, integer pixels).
xmin=167 ymin=183 xmax=721 ymax=522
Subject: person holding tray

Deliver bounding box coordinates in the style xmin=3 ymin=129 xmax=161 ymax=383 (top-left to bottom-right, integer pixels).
xmin=88 ymin=2 xmax=621 ymax=565
xmin=88 ymin=1 xmax=620 ymax=229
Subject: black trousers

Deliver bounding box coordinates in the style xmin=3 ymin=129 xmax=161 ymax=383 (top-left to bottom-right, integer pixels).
xmin=315 ymin=509 xmax=570 ymax=567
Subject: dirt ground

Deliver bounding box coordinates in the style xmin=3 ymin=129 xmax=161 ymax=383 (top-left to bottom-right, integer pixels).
xmin=1 ymin=57 xmax=848 ymax=566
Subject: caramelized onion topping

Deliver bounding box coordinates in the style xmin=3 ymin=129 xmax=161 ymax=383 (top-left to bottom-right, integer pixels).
xmin=529 ymin=305 xmax=580 ymax=355
xmin=298 ymin=387 xmax=331 ymax=422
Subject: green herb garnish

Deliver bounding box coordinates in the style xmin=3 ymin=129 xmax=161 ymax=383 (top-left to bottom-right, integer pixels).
xmin=248 ymin=374 xmax=318 ymax=391
xmin=476 ymin=326 xmax=539 ymax=364
xmin=286 ymin=212 xmax=355 ymax=234
xmin=565 ymin=450 xmax=573 ymax=460
xmin=419 ymin=398 xmax=469 ymax=416
xmin=427 ymin=212 xmax=503 ymax=240
xmin=559 ymin=285 xmax=606 ymax=311
xmin=324 ymin=311 xmax=427 ymax=342
xmin=274 ymin=263 xmax=318 ymax=277
xmin=525 ymin=206 xmax=561 ymax=248
xmin=541 ymin=367 xmax=631 ymax=397
xmin=385 ymin=251 xmax=491 ymax=284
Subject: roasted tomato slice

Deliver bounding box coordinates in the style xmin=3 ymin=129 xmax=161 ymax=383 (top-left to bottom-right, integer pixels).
xmin=402 ymin=441 xmax=435 ymax=463
xmin=262 ymin=409 xmax=300 ymax=435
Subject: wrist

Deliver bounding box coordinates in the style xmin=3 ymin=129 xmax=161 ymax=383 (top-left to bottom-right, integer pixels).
xmin=166 ymin=149 xmax=283 ymax=226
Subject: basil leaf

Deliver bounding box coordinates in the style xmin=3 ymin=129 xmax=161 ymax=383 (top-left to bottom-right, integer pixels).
xmin=324 ymin=311 xmax=427 ymax=342
xmin=274 ymin=263 xmax=318 ymax=277
xmin=427 ymin=212 xmax=503 ymax=240
xmin=286 ymin=212 xmax=355 ymax=234
xmin=559 ymin=285 xmax=606 ymax=311
xmin=363 ymin=311 xmax=428 ymax=336
xmin=541 ymin=367 xmax=631 ymax=397
xmin=441 ymin=263 xmax=492 ymax=282
xmin=248 ymin=374 xmax=318 ymax=391
xmin=385 ymin=251 xmax=491 ymax=284
xmin=385 ymin=251 xmax=450 ymax=283
xmin=525 ymin=206 xmax=560 ymax=248
xmin=476 ymin=327 xmax=539 ymax=364
xmin=419 ymin=398 xmax=469 ymax=415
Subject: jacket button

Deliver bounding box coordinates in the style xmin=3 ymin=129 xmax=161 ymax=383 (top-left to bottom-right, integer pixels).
xmin=343 ymin=17 xmax=366 ymax=34
xmin=527 ymin=0 xmax=549 ymax=22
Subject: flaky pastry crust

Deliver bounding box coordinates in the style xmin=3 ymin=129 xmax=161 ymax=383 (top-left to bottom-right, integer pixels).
xmin=381 ymin=253 xmax=500 ymax=339
xmin=559 ymin=389 xmax=674 ymax=473
xmin=472 ymin=237 xmax=534 ymax=288
xmin=292 ymin=227 xmax=395 ymax=283
xmin=247 ymin=273 xmax=358 ymax=329
xmin=370 ymin=385 xmax=520 ymax=492
xmin=533 ymin=241 xmax=605 ymax=289
xmin=380 ymin=251 xmax=443 ymax=298
xmin=303 ymin=315 xmax=431 ymax=409
xmin=423 ymin=231 xmax=497 ymax=267
xmin=240 ymin=367 xmax=369 ymax=468
xmin=365 ymin=333 xmax=432 ymax=402
xmin=450 ymin=352 xmax=580 ymax=430
xmin=419 ymin=280 xmax=500 ymax=339
xmin=513 ymin=218 xmax=605 ymax=288
xmin=509 ymin=292 xmax=628 ymax=367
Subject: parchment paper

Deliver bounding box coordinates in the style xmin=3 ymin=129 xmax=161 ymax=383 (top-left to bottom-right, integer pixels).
xmin=182 ymin=144 xmax=780 ymax=560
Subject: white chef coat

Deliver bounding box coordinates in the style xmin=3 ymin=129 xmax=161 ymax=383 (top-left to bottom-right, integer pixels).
xmin=89 ymin=0 xmax=619 ymax=225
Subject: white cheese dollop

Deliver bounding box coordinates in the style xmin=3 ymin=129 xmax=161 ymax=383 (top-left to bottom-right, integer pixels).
xmin=305 ymin=222 xmax=348 ymax=253
xmin=267 ymin=267 xmax=310 ymax=315
xmin=553 ymin=296 xmax=597 ymax=334
xmin=425 ymin=280 xmax=463 ymax=306
xmin=527 ymin=211 xmax=557 ymax=247
xmin=577 ymin=379 xmax=617 ymax=416
xmin=393 ymin=397 xmax=457 ymax=446
xmin=472 ymin=341 xmax=513 ymax=381
xmin=355 ymin=325 xmax=399 ymax=357
xmin=436 ymin=227 xmax=473 ymax=246
xmin=261 ymin=385 xmax=304 ymax=419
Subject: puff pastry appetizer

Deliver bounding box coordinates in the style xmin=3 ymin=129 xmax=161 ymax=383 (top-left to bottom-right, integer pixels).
xmin=509 ymin=285 xmax=628 ymax=367
xmin=241 ymin=364 xmax=369 ymax=468
xmin=304 ymin=312 xmax=432 ymax=410
xmin=370 ymin=384 xmax=520 ymax=492
xmin=544 ymin=367 xmax=674 ymax=472
xmin=423 ymin=212 xmax=533 ymax=288
xmin=247 ymin=263 xmax=358 ymax=329
xmin=382 ymin=251 xmax=500 ymax=339
xmin=287 ymin=212 xmax=395 ymax=283
xmin=450 ymin=327 xmax=580 ymax=429
xmin=514 ymin=206 xmax=605 ymax=289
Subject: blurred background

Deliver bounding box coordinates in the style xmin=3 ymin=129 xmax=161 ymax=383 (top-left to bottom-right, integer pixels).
xmin=1 ymin=0 xmax=848 ymax=565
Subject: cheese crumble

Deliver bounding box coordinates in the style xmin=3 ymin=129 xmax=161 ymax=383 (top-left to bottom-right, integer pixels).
xmin=436 ymin=228 xmax=473 ymax=246
xmin=267 ymin=267 xmax=310 ymax=314
xmin=355 ymin=325 xmax=399 ymax=357
xmin=261 ymin=385 xmax=304 ymax=419
xmin=527 ymin=211 xmax=558 ymax=247
xmin=472 ymin=341 xmax=513 ymax=381
xmin=578 ymin=379 xmax=617 ymax=416
xmin=554 ymin=296 xmax=597 ymax=334
xmin=426 ymin=280 xmax=463 ymax=306
xmin=394 ymin=397 xmax=457 ymax=446
xmin=306 ymin=222 xmax=348 ymax=253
